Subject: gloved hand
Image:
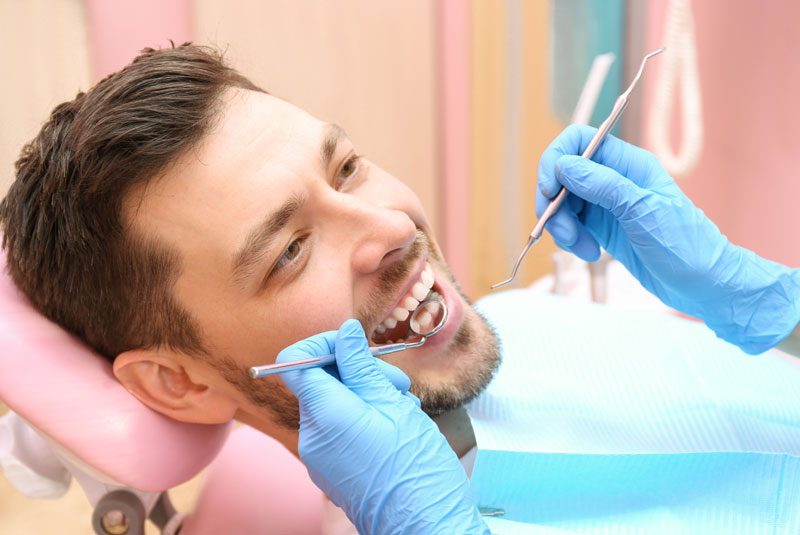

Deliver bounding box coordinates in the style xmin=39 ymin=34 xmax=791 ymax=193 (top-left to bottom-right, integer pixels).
xmin=537 ymin=124 xmax=800 ymax=354
xmin=277 ymin=319 xmax=489 ymax=535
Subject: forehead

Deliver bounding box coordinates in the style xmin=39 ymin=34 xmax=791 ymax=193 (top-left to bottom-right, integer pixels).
xmin=124 ymin=89 xmax=329 ymax=257
xmin=202 ymin=89 xmax=326 ymax=171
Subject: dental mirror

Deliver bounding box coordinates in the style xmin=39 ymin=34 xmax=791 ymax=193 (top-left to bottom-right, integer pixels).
xmin=249 ymin=296 xmax=449 ymax=378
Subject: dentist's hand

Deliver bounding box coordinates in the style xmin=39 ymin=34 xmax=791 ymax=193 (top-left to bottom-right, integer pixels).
xmin=277 ymin=319 xmax=489 ymax=535
xmin=537 ymin=124 xmax=800 ymax=354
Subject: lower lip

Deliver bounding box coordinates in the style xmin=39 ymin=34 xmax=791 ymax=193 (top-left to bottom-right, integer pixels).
xmin=417 ymin=274 xmax=462 ymax=348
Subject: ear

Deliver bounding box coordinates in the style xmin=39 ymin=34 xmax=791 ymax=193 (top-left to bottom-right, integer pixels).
xmin=113 ymin=348 xmax=237 ymax=424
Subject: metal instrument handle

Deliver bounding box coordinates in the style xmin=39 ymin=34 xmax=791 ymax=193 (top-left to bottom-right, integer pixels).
xmin=249 ymin=338 xmax=425 ymax=378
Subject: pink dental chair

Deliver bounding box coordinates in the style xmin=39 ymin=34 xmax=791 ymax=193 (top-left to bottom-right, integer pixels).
xmin=0 ymin=247 xmax=323 ymax=534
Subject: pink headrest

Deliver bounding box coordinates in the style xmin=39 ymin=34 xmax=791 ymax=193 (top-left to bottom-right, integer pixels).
xmin=0 ymin=247 xmax=232 ymax=492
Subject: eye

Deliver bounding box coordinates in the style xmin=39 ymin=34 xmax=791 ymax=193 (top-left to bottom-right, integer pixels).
xmin=272 ymin=237 xmax=304 ymax=274
xmin=334 ymin=154 xmax=361 ymax=189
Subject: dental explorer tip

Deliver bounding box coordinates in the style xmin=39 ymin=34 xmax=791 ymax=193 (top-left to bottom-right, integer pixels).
xmin=490 ymin=279 xmax=513 ymax=290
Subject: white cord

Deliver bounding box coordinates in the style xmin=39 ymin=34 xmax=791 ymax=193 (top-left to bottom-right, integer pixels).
xmin=647 ymin=0 xmax=704 ymax=178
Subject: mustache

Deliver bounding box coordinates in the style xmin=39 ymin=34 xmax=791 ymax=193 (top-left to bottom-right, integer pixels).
xmin=357 ymin=229 xmax=428 ymax=334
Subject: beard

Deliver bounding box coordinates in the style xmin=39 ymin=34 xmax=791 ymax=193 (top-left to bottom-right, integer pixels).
xmin=405 ymin=285 xmax=501 ymax=418
xmin=215 ymin=354 xmax=302 ymax=430
xmin=219 ymin=230 xmax=502 ymax=429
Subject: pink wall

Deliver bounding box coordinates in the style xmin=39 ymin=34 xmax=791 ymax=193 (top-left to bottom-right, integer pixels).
xmin=437 ymin=0 xmax=471 ymax=290
xmin=643 ymin=1 xmax=800 ymax=268
xmin=85 ymin=0 xmax=193 ymax=82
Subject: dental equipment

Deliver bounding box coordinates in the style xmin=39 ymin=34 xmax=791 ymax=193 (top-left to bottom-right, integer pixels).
xmin=491 ymin=47 xmax=666 ymax=290
xmin=249 ymin=297 xmax=449 ymax=378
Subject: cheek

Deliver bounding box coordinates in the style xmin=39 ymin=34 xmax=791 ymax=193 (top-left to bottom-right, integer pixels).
xmin=260 ymin=272 xmax=355 ymax=350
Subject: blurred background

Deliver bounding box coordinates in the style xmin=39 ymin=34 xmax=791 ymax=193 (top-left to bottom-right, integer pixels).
xmin=1 ymin=0 xmax=798 ymax=533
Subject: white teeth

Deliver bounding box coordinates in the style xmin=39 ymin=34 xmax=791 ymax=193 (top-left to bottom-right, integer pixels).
xmin=423 ymin=262 xmax=434 ymax=282
xmin=411 ymin=282 xmax=429 ymax=302
xmin=392 ymin=307 xmax=410 ymax=322
xmin=421 ymin=268 xmax=434 ymax=289
xmin=404 ymin=296 xmax=420 ymax=310
xmin=372 ymin=261 xmax=439 ymax=340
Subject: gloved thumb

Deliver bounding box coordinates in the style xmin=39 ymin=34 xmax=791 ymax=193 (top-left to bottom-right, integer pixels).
xmin=276 ymin=330 xmax=347 ymax=407
xmin=335 ymin=319 xmax=413 ymax=405
xmin=556 ymin=155 xmax=645 ymax=214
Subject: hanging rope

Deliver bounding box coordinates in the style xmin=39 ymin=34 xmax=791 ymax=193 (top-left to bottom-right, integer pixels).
xmin=647 ymin=0 xmax=704 ymax=178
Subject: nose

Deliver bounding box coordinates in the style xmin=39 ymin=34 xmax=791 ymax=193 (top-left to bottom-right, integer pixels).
xmin=329 ymin=196 xmax=418 ymax=275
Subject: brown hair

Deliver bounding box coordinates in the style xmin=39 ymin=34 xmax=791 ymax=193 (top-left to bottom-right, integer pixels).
xmin=0 ymin=44 xmax=265 ymax=361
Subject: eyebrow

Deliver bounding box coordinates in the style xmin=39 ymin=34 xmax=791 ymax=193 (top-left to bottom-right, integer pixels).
xmin=231 ymin=192 xmax=307 ymax=287
xmin=320 ymin=123 xmax=347 ymax=169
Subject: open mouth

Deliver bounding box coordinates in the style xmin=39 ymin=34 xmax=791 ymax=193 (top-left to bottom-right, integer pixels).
xmin=369 ymin=260 xmax=444 ymax=345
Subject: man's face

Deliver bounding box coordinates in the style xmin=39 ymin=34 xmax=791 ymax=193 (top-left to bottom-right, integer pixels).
xmin=126 ymin=89 xmax=500 ymax=432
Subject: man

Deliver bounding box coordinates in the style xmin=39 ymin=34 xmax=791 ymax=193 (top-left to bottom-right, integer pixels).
xmin=0 ymin=43 xmax=497 ymax=519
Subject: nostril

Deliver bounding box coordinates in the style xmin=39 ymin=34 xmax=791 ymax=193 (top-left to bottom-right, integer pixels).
xmin=380 ymin=247 xmax=407 ymax=267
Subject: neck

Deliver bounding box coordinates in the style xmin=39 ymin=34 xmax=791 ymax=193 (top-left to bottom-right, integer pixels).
xmin=236 ymin=409 xmax=300 ymax=457
xmin=432 ymin=406 xmax=476 ymax=458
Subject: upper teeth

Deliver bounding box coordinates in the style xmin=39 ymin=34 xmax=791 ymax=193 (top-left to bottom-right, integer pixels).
xmin=374 ymin=262 xmax=435 ymax=334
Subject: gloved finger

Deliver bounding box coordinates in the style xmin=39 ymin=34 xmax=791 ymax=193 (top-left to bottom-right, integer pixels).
xmin=334 ymin=319 xmax=416 ymax=409
xmin=566 ymin=190 xmax=585 ymax=215
xmin=589 ymin=133 xmax=668 ymax=190
xmin=277 ymin=345 xmax=355 ymax=410
xmin=276 ymin=330 xmax=367 ymax=417
xmin=547 ymin=216 xmax=602 ymax=262
xmin=562 ymin=226 xmax=602 ymax=262
xmin=536 ymin=186 xmax=579 ymax=246
xmin=537 ymin=124 xmax=598 ymax=198
xmin=556 ymin=155 xmax=647 ymax=214
xmin=373 ymin=358 xmax=411 ymax=395
xmin=406 ymin=391 xmax=422 ymax=408
xmin=536 ymin=187 xmax=601 ymax=261
xmin=542 ymin=124 xmax=667 ymax=192
xmin=277 ymin=324 xmax=411 ymax=419
xmin=275 ymin=329 xmax=337 ymax=364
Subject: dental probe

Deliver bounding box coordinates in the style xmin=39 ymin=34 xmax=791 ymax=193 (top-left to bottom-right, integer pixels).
xmin=491 ymin=47 xmax=665 ymax=290
xmin=249 ymin=298 xmax=448 ymax=378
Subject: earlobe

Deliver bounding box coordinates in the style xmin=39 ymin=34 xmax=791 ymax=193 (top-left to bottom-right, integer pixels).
xmin=113 ymin=348 xmax=236 ymax=424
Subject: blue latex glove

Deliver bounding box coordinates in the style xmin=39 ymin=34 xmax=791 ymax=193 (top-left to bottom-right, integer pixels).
xmin=277 ymin=319 xmax=489 ymax=535
xmin=537 ymin=124 xmax=800 ymax=354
